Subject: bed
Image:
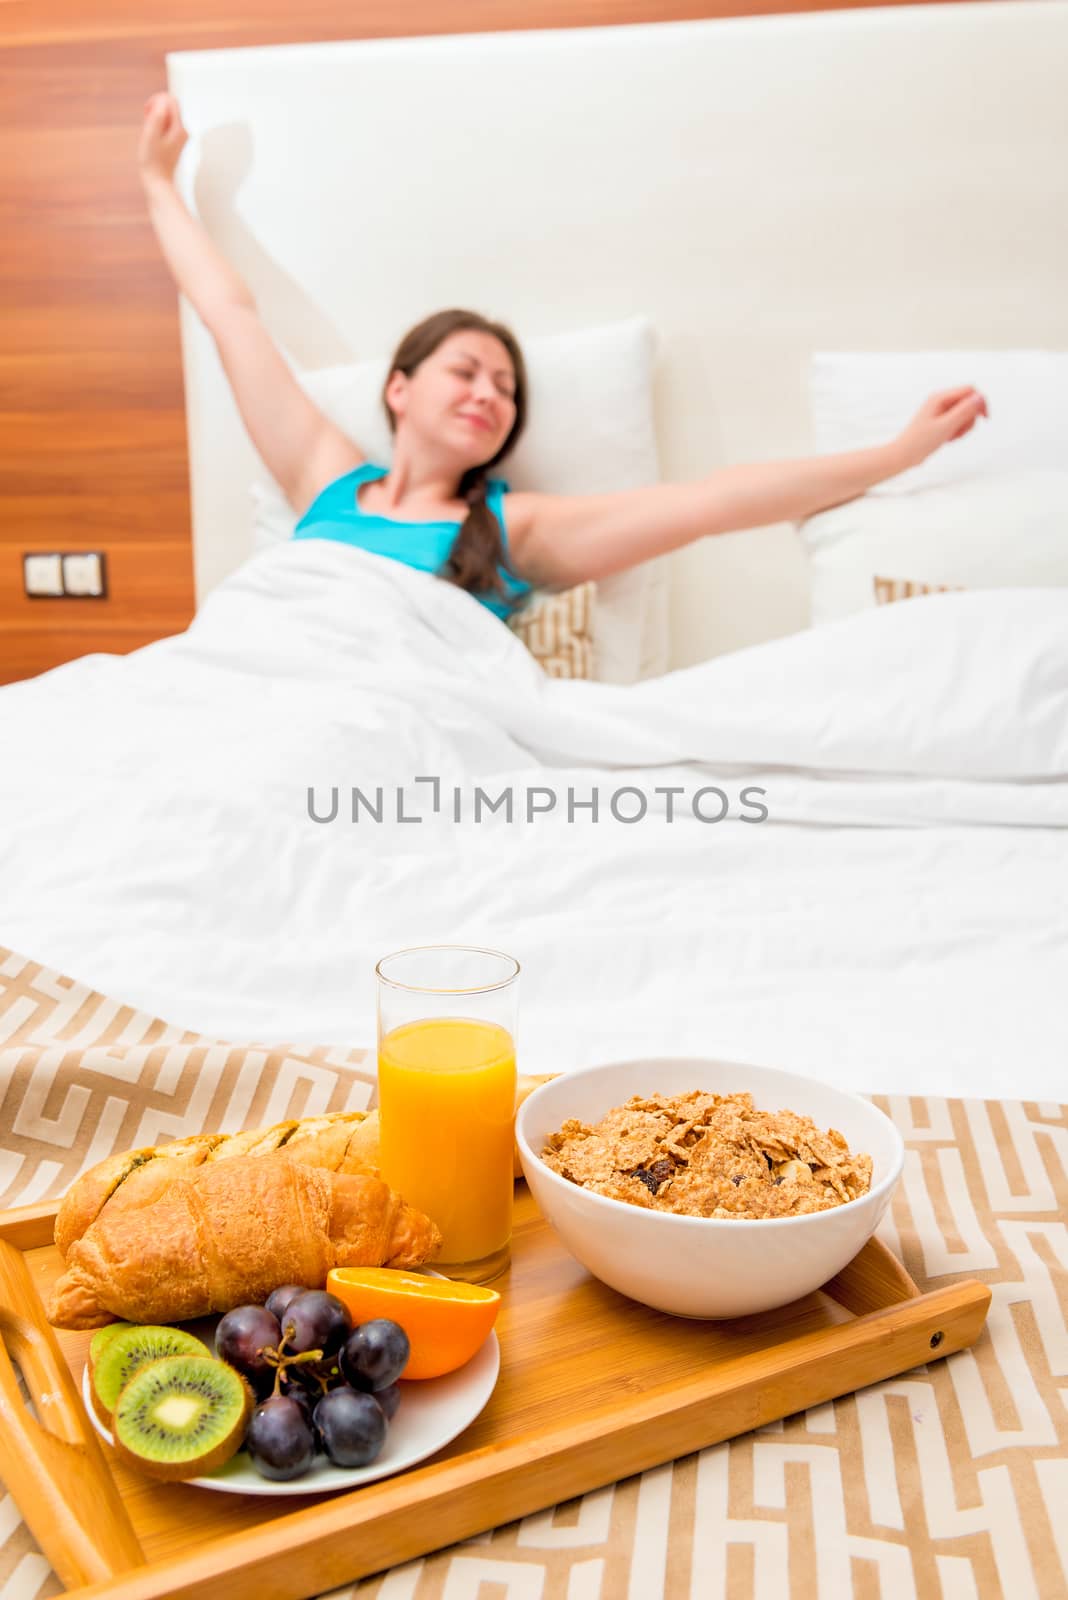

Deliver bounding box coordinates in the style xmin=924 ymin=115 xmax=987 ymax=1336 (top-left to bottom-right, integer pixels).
xmin=2 ymin=5 xmax=1067 ymax=1597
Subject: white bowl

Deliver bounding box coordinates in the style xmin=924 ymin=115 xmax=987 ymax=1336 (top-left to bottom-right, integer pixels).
xmin=515 ymin=1058 xmax=904 ymax=1320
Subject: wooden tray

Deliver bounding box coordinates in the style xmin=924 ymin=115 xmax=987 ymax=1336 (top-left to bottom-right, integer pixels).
xmin=0 ymin=1187 xmax=991 ymax=1600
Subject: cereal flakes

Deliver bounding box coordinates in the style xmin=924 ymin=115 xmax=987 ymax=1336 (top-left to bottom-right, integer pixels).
xmin=541 ymin=1091 xmax=872 ymax=1219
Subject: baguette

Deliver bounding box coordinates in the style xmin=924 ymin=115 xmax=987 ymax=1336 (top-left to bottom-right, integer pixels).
xmin=54 ymin=1111 xmax=380 ymax=1259
xmin=47 ymin=1156 xmax=440 ymax=1329
xmin=54 ymin=1075 xmax=557 ymax=1259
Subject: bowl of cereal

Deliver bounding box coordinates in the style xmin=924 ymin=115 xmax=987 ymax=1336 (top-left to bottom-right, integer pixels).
xmin=515 ymin=1058 xmax=904 ymax=1319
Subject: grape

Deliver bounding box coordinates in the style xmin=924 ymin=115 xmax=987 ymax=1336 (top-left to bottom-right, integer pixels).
xmin=265 ymin=1284 xmax=307 ymax=1324
xmin=280 ymin=1290 xmax=351 ymax=1358
xmin=374 ymin=1382 xmax=401 ymax=1422
xmin=214 ymin=1305 xmax=282 ymax=1395
xmin=313 ymin=1388 xmax=387 ymax=1468
xmin=245 ymin=1395 xmax=316 ymax=1481
xmin=339 ymin=1318 xmax=410 ymax=1392
xmin=284 ymin=1386 xmax=314 ymax=1424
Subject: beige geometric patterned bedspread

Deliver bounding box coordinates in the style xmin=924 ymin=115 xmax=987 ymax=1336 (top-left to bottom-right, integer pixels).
xmin=0 ymin=946 xmax=1065 ymax=1600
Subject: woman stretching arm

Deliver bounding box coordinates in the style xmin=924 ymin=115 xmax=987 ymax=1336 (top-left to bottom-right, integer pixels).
xmin=140 ymin=93 xmax=986 ymax=611
xmin=504 ymin=389 xmax=987 ymax=588
xmin=138 ymin=93 xmax=361 ymax=515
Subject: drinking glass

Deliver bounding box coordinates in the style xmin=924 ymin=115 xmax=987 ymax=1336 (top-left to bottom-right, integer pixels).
xmin=375 ymin=945 xmax=519 ymax=1284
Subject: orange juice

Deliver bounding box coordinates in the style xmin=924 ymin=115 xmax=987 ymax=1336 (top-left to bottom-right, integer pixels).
xmin=377 ymin=1016 xmax=517 ymax=1277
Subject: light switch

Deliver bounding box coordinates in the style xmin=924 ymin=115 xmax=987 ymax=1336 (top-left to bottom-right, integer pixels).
xmin=23 ymin=553 xmax=64 ymax=597
xmin=62 ymin=552 xmax=106 ymax=597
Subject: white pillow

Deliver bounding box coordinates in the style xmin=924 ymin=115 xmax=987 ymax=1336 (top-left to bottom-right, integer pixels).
xmin=251 ymin=317 xmax=669 ymax=684
xmin=809 ymin=350 xmax=1068 ymax=498
xmin=801 ymin=470 xmax=1068 ymax=624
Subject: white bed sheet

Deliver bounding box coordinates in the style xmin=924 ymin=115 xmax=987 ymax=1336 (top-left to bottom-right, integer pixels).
xmin=2 ymin=543 xmax=1065 ymax=1100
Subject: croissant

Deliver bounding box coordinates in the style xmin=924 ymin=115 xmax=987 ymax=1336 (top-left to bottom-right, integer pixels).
xmin=55 ymin=1077 xmax=555 ymax=1259
xmin=47 ymin=1156 xmax=441 ymax=1330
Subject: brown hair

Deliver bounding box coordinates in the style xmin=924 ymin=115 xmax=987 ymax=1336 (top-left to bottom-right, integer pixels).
xmin=382 ymin=309 xmax=529 ymax=607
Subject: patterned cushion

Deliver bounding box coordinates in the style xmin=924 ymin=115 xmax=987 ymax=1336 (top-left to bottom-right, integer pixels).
xmin=873 ymin=576 xmax=966 ymax=605
xmin=509 ymin=582 xmax=596 ymax=679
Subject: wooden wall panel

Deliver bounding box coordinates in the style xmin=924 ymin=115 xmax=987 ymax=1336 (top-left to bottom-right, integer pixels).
xmin=0 ymin=0 xmax=978 ymax=685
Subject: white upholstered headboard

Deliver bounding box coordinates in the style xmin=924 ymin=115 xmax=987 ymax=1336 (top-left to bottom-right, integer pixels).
xmin=168 ymin=1 xmax=1068 ymax=668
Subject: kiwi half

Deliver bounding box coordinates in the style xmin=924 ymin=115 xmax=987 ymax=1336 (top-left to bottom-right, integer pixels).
xmin=112 ymin=1355 xmax=253 ymax=1481
xmin=88 ymin=1322 xmax=133 ymax=1373
xmin=90 ymin=1324 xmax=208 ymax=1427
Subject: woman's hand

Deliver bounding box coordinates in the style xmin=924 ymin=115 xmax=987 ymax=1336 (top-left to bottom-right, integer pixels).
xmin=892 ymin=386 xmax=988 ymax=473
xmin=138 ymin=92 xmax=189 ymax=187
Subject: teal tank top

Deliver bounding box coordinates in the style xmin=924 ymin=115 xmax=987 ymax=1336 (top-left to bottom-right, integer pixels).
xmin=292 ymin=462 xmax=533 ymax=620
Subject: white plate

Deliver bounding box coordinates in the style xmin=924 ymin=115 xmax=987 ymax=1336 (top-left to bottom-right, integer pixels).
xmin=83 ymin=1331 xmax=499 ymax=1495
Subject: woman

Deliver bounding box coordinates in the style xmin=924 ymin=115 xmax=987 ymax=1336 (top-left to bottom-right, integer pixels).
xmin=139 ymin=92 xmax=988 ymax=619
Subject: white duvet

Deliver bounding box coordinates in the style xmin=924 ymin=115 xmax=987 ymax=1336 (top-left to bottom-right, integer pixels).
xmin=1 ymin=542 xmax=1065 ymax=1098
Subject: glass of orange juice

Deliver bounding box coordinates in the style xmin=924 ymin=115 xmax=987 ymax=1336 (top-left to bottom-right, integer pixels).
xmin=375 ymin=945 xmax=519 ymax=1285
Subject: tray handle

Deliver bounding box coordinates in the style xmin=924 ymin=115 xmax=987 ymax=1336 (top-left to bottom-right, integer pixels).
xmin=822 ymin=1234 xmax=922 ymax=1317
xmin=0 ymin=1237 xmax=145 ymax=1590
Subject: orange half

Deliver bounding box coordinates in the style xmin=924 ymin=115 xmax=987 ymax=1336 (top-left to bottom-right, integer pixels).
xmin=327 ymin=1267 xmax=500 ymax=1380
